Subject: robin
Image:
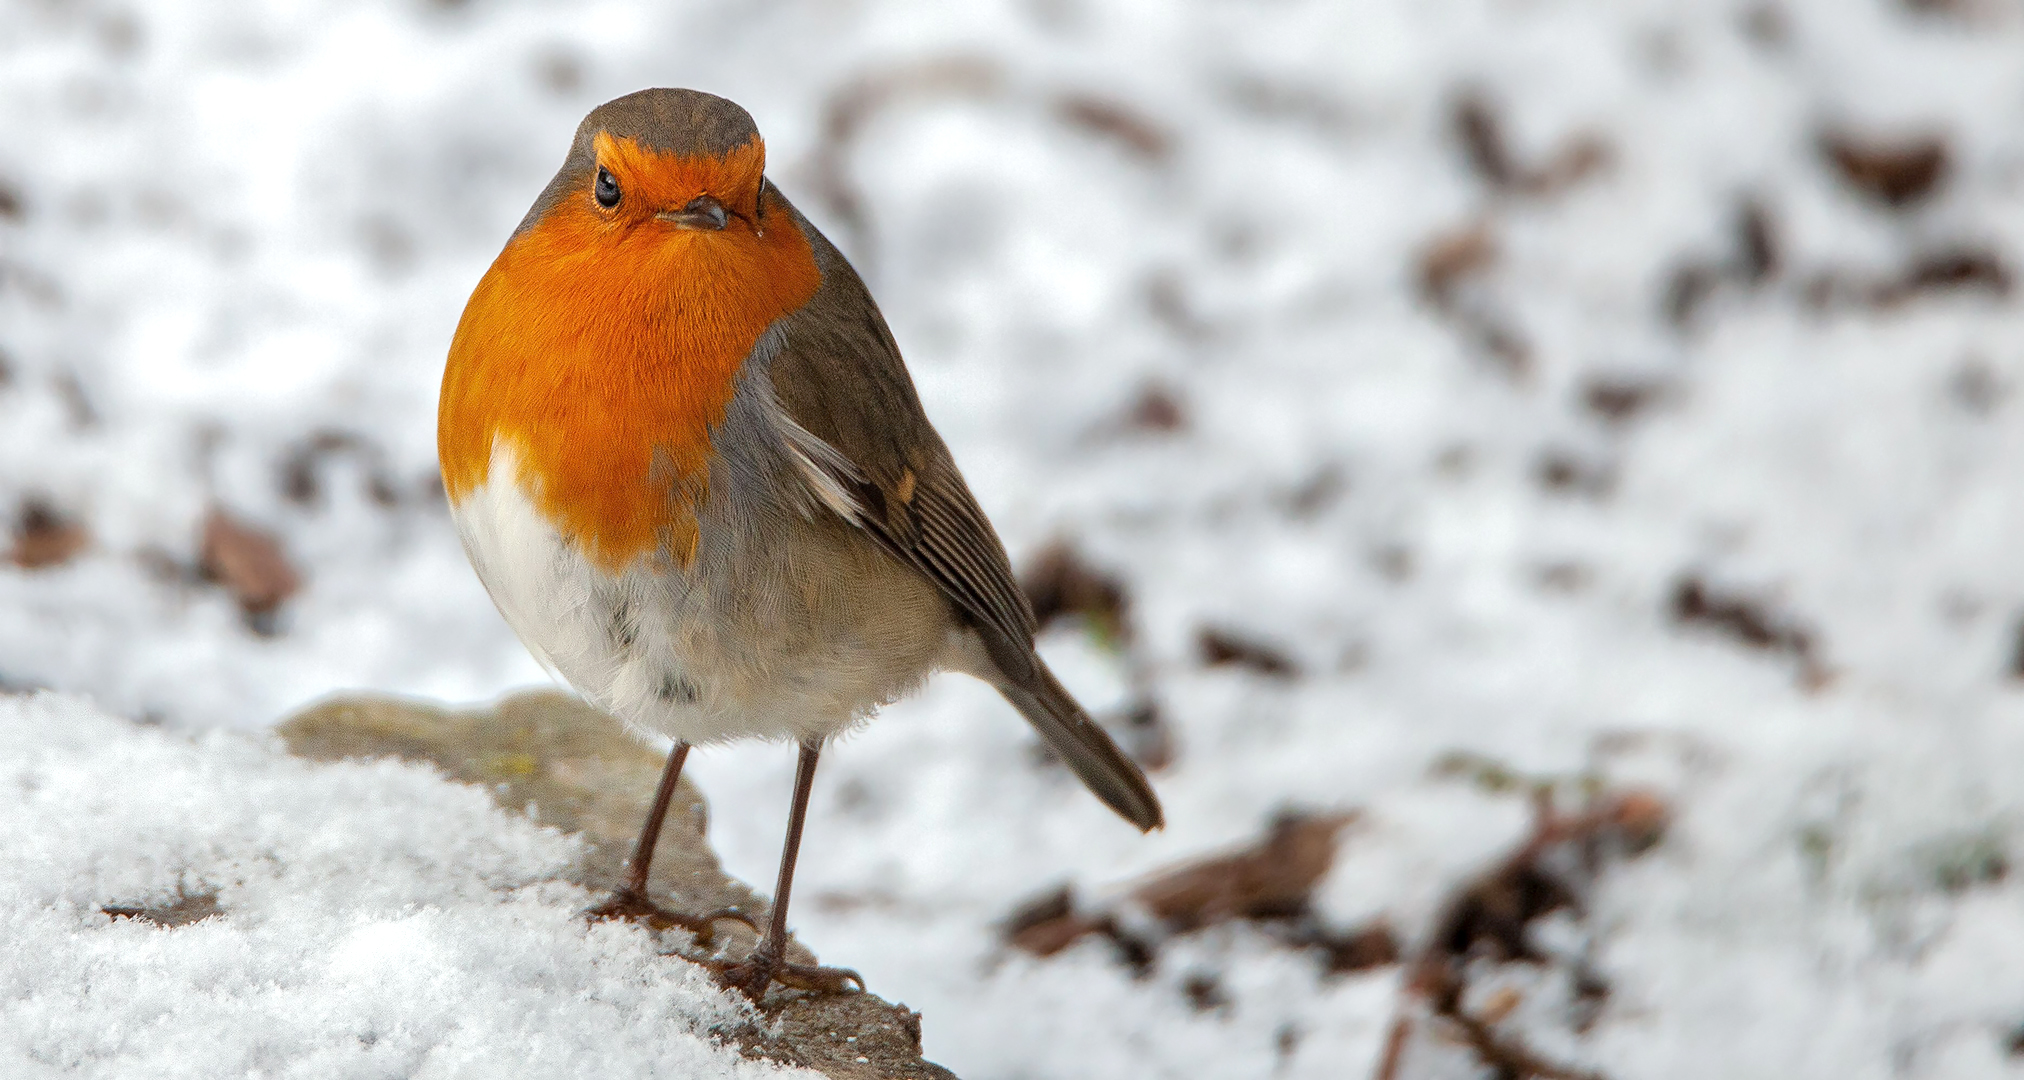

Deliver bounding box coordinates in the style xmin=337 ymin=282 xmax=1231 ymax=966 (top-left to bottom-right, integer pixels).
xmin=438 ymin=88 xmax=1162 ymax=999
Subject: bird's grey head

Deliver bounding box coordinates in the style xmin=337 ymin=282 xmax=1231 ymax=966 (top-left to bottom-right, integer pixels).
xmin=517 ymin=88 xmax=768 ymax=236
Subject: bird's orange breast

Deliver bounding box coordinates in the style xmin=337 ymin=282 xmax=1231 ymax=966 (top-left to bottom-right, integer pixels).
xmin=439 ymin=136 xmax=822 ymax=572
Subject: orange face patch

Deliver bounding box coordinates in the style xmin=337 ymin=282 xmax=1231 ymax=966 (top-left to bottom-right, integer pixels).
xmin=439 ymin=133 xmax=823 ymax=571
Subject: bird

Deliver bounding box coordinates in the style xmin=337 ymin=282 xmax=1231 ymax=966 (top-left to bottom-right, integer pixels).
xmin=437 ymin=88 xmax=1162 ymax=999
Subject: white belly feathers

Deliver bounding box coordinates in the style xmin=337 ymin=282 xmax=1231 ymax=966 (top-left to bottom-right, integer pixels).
xmin=449 ymin=439 xmax=949 ymax=745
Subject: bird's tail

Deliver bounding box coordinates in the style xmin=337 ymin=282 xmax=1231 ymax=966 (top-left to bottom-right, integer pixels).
xmin=996 ymin=658 xmax=1164 ymax=832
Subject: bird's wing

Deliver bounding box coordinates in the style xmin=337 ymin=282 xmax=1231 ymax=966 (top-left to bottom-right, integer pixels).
xmin=763 ymin=194 xmax=1162 ymax=833
xmin=765 ymin=197 xmax=1038 ymax=658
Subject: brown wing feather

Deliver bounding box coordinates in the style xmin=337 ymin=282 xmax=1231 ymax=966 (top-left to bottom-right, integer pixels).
xmin=766 ymin=192 xmax=1036 ymax=653
xmin=763 ymin=190 xmax=1162 ymax=832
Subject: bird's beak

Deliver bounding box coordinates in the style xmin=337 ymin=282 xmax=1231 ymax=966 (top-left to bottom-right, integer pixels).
xmin=658 ymin=196 xmax=729 ymax=231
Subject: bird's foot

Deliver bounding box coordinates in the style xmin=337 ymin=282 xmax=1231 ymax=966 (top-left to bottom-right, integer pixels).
xmin=585 ymin=887 xmax=756 ymax=946
xmin=709 ymin=951 xmax=865 ymax=1001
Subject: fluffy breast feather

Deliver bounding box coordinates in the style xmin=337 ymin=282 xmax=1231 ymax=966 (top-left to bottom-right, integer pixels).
xmin=448 ymin=370 xmax=954 ymax=745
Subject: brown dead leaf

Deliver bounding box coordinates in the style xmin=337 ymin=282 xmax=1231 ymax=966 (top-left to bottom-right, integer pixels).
xmin=1820 ymin=129 xmax=1949 ymax=209
xmin=1417 ymin=789 xmax=1668 ymax=986
xmin=1879 ymin=247 xmax=2012 ymax=304
xmin=1005 ymin=811 xmax=1371 ymax=983
xmin=1581 ymin=376 xmax=1665 ymax=425
xmin=1805 ymin=246 xmax=2013 ymax=311
xmin=1001 ymin=885 xmax=1105 ymax=957
xmin=1181 ymin=971 xmax=1230 ymax=1013
xmin=1670 ymin=574 xmax=1826 ymax=687
xmin=1415 ymin=223 xmax=1532 ymax=379
xmin=103 ymin=889 xmax=223 ymax=928
xmin=280 ymin=429 xmax=401 ymax=509
xmin=1534 ymin=449 xmax=1615 ymax=498
xmin=1663 ymin=197 xmax=1782 ymax=330
xmin=1197 ymin=626 xmax=1299 ymax=679
xmin=998 ymin=884 xmax=1158 ymax=976
xmin=1453 ymin=92 xmax=1517 ymax=188
xmin=1051 ymin=94 xmax=1172 ymax=161
xmin=1423 ymin=847 xmax=1579 ymax=974
xmin=1022 ymin=539 xmax=1131 ymax=646
xmin=1663 ymin=261 xmax=1724 ymax=329
xmin=1417 ymin=225 xmax=1498 ymax=309
xmin=1118 ymin=382 xmax=1187 ymax=434
xmin=8 ymin=498 xmax=88 ymax=570
xmin=1450 ymin=90 xmax=1611 ymax=197
xmin=1478 ymin=986 xmax=1525 ymax=1024
xmin=1380 ymin=788 xmax=1666 ymax=1080
xmin=1135 ymin=810 xmax=1355 ymax=931
xmin=1737 ymin=198 xmax=1780 ymax=284
xmin=1527 ymin=136 xmax=1612 ymax=196
xmin=1311 ymin=921 xmax=1403 ymax=975
xmin=201 ymin=508 xmax=301 ymax=624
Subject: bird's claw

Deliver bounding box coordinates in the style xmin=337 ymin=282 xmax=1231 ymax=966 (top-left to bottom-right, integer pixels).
xmin=585 ymin=888 xmax=757 ymax=946
xmin=709 ymin=953 xmax=865 ymax=1001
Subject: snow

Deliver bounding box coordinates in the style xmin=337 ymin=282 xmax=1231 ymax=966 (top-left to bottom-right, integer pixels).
xmin=5 ymin=0 xmax=2024 ymax=1076
xmin=0 ymin=693 xmax=801 ymax=1078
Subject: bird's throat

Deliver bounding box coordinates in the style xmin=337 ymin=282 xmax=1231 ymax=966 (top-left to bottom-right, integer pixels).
xmin=438 ymin=187 xmax=822 ymax=573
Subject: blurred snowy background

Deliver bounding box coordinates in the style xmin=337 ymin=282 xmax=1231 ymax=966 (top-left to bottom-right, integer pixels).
xmin=6 ymin=0 xmax=2024 ymax=1076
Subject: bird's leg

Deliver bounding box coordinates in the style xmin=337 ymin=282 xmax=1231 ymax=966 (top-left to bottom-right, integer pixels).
xmin=587 ymin=740 xmax=755 ymax=943
xmin=713 ymin=741 xmax=864 ymax=1000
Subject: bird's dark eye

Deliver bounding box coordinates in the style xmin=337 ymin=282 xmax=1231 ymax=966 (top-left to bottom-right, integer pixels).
xmin=594 ymin=167 xmax=621 ymax=208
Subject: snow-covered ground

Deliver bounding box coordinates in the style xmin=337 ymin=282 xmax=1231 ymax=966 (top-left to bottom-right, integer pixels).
xmin=5 ymin=0 xmax=2024 ymax=1076
xmin=1 ymin=693 xmax=801 ymax=1078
